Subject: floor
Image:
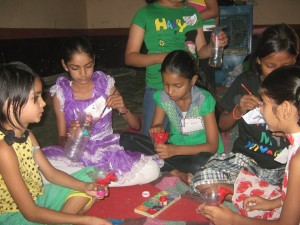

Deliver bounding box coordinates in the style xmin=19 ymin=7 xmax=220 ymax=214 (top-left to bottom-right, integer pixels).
xmin=30 ymin=68 xmax=146 ymax=147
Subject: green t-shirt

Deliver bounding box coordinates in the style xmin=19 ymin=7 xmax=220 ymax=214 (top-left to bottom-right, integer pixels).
xmin=153 ymin=86 xmax=224 ymax=154
xmin=132 ymin=3 xmax=203 ymax=89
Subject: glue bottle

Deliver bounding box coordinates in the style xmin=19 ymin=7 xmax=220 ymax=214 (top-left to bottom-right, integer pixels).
xmin=208 ymin=28 xmax=224 ymax=69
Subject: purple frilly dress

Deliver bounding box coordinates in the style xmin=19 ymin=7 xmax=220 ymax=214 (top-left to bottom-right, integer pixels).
xmin=43 ymin=71 xmax=158 ymax=183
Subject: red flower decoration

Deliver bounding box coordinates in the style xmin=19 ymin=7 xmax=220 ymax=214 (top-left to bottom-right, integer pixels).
xmin=152 ymin=132 xmax=169 ymax=144
xmin=218 ymin=187 xmax=233 ymax=203
xmin=96 ymin=172 xmax=117 ymax=185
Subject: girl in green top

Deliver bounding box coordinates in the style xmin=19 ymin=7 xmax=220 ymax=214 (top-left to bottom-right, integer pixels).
xmin=150 ymin=50 xmax=224 ymax=183
xmin=125 ymin=0 xmax=228 ymax=136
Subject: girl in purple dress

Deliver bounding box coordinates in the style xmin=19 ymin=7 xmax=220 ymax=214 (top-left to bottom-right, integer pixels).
xmin=43 ymin=36 xmax=160 ymax=186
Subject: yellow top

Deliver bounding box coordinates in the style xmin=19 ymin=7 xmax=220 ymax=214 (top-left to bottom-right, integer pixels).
xmin=0 ymin=131 xmax=44 ymax=213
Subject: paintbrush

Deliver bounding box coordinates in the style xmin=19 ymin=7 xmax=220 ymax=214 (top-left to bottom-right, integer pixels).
xmin=99 ymin=88 xmax=117 ymax=119
xmin=241 ymin=83 xmax=253 ymax=95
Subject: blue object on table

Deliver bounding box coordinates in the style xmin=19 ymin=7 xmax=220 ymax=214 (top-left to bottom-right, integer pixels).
xmin=108 ymin=218 xmax=124 ymax=225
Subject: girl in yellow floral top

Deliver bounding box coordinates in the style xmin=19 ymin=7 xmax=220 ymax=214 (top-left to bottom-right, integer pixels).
xmin=0 ymin=62 xmax=111 ymax=225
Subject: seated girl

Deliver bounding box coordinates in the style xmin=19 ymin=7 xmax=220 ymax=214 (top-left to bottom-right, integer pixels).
xmin=42 ymin=36 xmax=160 ymax=187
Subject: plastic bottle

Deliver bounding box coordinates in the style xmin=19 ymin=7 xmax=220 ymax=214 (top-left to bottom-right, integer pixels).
xmin=208 ymin=28 xmax=224 ymax=69
xmin=64 ymin=115 xmax=93 ymax=162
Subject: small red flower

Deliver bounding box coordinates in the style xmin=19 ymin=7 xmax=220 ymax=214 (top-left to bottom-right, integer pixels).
xmin=258 ymin=180 xmax=269 ymax=188
xmin=97 ymin=172 xmax=117 ymax=185
xmin=263 ymin=209 xmax=275 ymax=219
xmin=235 ymin=193 xmax=248 ymax=202
xmin=152 ymin=132 xmax=169 ymax=144
xmin=236 ymin=181 xmax=252 ymax=193
xmin=269 ymin=190 xmax=281 ymax=198
xmin=250 ymin=189 xmax=264 ymax=197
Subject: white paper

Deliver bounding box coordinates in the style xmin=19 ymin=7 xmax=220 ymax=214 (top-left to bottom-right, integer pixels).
xmin=183 ymin=14 xmax=197 ymax=26
xmin=242 ymin=107 xmax=265 ymax=124
xmin=274 ymin=147 xmax=289 ymax=164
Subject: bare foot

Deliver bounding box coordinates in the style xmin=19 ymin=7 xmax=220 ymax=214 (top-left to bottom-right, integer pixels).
xmin=170 ymin=169 xmax=192 ymax=186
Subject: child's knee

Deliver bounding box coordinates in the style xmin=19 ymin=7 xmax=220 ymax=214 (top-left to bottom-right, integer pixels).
xmin=62 ymin=195 xmax=93 ymax=215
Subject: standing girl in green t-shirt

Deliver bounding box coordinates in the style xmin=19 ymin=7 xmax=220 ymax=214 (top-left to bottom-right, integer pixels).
xmin=125 ymin=0 xmax=228 ymax=136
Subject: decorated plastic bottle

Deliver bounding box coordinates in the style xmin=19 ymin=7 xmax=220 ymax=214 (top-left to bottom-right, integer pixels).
xmin=64 ymin=115 xmax=93 ymax=162
xmin=208 ymin=28 xmax=224 ymax=69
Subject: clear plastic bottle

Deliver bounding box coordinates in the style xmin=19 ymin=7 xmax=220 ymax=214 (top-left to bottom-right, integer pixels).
xmin=208 ymin=28 xmax=224 ymax=69
xmin=64 ymin=115 xmax=93 ymax=162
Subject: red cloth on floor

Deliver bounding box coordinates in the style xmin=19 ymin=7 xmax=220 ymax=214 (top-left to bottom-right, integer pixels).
xmin=87 ymin=183 xmax=208 ymax=222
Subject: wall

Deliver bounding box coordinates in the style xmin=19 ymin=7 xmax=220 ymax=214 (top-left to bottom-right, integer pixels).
xmin=0 ymin=0 xmax=299 ymax=73
xmin=0 ymin=0 xmax=300 ymax=31
xmin=0 ymin=0 xmax=87 ymax=29
xmin=253 ymin=0 xmax=300 ymax=25
xmin=86 ymin=0 xmax=300 ymax=28
xmin=86 ymin=0 xmax=145 ymax=29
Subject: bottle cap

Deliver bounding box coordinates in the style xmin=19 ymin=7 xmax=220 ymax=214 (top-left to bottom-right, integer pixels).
xmin=97 ymin=186 xmax=105 ymax=197
xmin=159 ymin=195 xmax=167 ymax=201
xmin=214 ymin=28 xmax=220 ymax=35
xmin=142 ymin=191 xmax=150 ymax=197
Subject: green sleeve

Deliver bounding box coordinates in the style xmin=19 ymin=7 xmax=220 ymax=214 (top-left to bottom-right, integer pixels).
xmin=200 ymin=89 xmax=216 ymax=115
xmin=131 ymin=6 xmax=148 ymax=29
xmin=153 ymin=90 xmax=163 ymax=108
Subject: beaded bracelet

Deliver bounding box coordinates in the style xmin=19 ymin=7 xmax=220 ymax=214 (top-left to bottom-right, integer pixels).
xmin=232 ymin=105 xmax=242 ymax=120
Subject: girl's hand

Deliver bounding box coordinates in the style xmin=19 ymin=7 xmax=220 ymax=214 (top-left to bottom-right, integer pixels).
xmin=243 ymin=196 xmax=273 ymax=211
xmin=149 ymin=125 xmax=165 ymax=136
xmin=239 ymin=94 xmax=261 ymax=115
xmin=157 ymin=52 xmax=169 ymax=64
xmin=196 ymin=203 xmax=205 ymax=214
xmin=155 ymin=143 xmax=174 ymax=159
xmin=201 ymin=204 xmax=235 ymax=225
xmin=68 ymin=120 xmax=81 ymax=139
xmin=84 ymin=183 xmax=109 ymax=200
xmin=211 ymin=29 xmax=228 ymax=48
xmin=106 ymin=93 xmax=128 ymax=114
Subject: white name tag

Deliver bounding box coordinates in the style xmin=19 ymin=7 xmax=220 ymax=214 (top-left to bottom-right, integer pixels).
xmin=84 ymin=96 xmax=111 ymax=119
xmin=181 ymin=117 xmax=205 ymax=134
